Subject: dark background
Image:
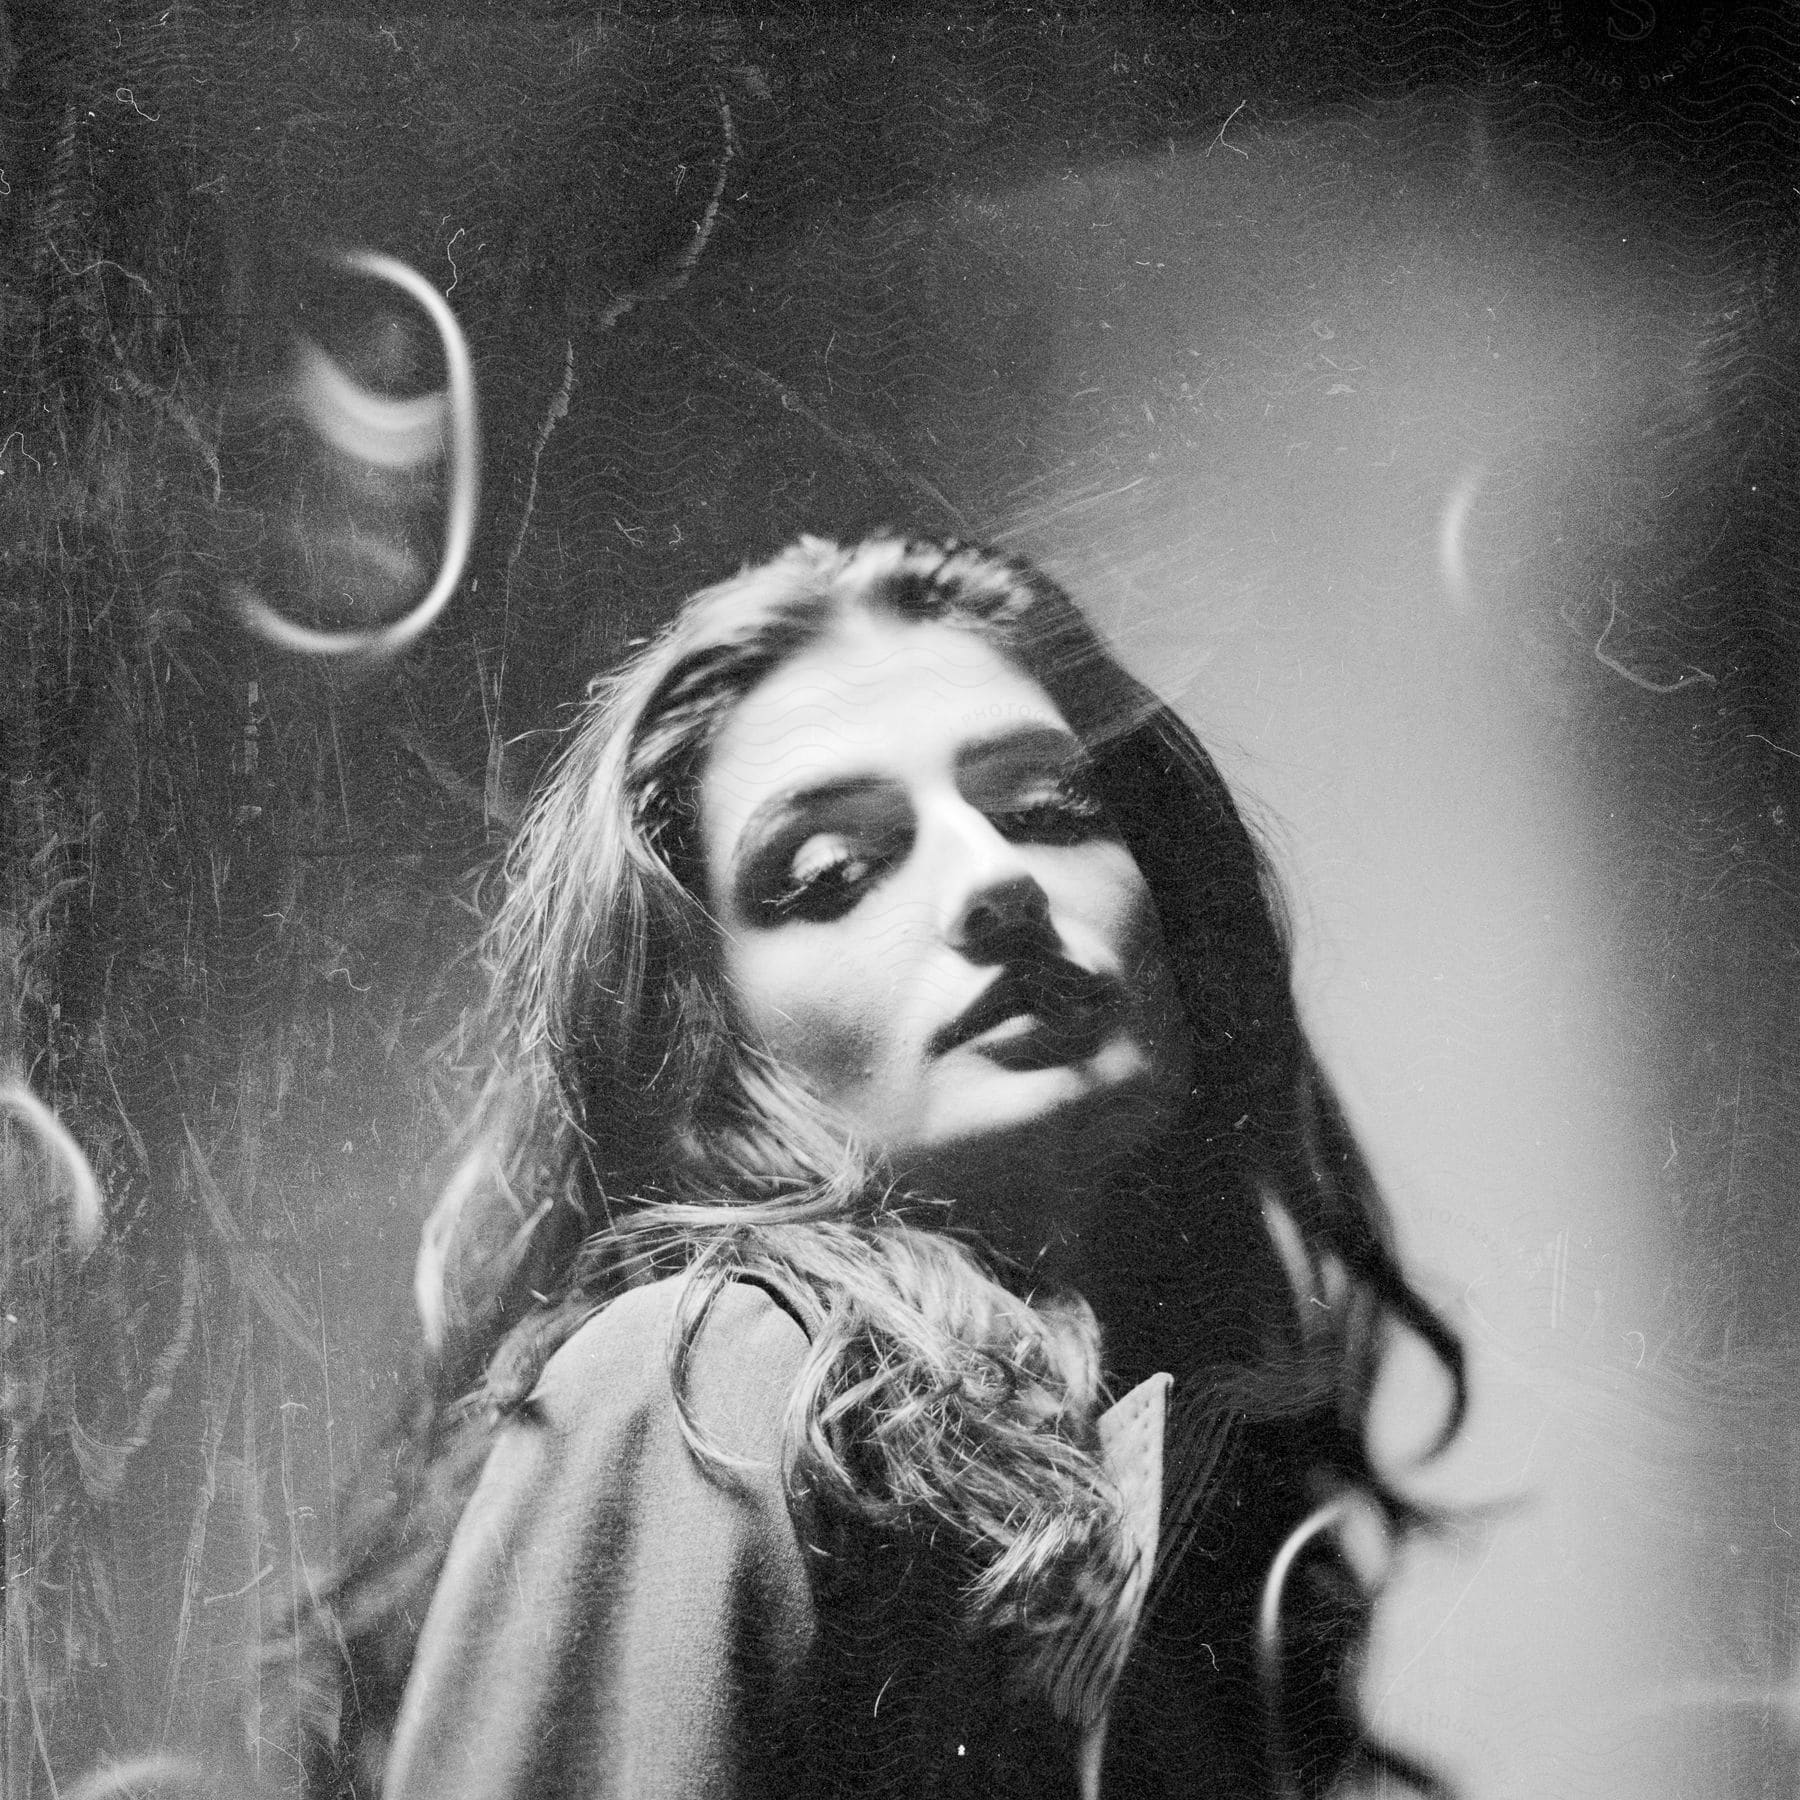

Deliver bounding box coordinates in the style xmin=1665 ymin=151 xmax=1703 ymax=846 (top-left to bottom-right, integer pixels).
xmin=2 ymin=3 xmax=1796 ymax=1794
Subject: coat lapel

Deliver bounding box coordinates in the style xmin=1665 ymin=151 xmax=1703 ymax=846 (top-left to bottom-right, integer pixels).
xmin=1064 ymin=1370 xmax=1173 ymax=1800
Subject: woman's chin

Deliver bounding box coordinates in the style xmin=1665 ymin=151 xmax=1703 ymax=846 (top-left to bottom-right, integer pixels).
xmin=894 ymin=1056 xmax=1178 ymax=1206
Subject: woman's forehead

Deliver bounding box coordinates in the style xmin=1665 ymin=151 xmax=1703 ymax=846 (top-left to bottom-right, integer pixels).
xmin=720 ymin=617 xmax=1068 ymax=768
xmin=697 ymin=618 xmax=1074 ymax=831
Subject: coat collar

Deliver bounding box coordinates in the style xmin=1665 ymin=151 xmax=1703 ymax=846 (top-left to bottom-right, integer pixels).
xmin=1036 ymin=1371 xmax=1172 ymax=1800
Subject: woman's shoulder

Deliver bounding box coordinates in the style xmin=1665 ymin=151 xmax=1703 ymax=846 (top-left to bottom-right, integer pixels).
xmin=531 ymin=1271 xmax=813 ymax=1451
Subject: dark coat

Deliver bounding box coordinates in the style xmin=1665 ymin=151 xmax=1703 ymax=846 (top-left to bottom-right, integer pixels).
xmin=379 ymin=1277 xmax=1284 ymax=1800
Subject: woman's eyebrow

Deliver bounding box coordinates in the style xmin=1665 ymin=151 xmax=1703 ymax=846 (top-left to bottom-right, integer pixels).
xmin=954 ymin=720 xmax=1086 ymax=776
xmin=729 ymin=775 xmax=895 ymax=867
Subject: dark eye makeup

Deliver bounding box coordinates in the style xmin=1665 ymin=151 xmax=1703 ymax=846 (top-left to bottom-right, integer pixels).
xmin=986 ymin=770 xmax=1110 ymax=845
xmin=747 ymin=764 xmax=1113 ymax=925
xmin=759 ymin=832 xmax=890 ymax=921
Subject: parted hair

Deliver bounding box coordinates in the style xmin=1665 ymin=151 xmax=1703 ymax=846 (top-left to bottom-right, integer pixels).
xmin=280 ymin=536 xmax=1463 ymax=1798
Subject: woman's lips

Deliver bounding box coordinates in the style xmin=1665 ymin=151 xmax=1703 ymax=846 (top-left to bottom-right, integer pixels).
xmin=930 ymin=963 xmax=1117 ymax=1061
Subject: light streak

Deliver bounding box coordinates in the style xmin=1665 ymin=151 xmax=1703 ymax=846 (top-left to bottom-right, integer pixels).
xmin=65 ymin=1754 xmax=208 ymax=1800
xmin=0 ymin=1078 xmax=103 ymax=1255
xmin=1257 ymin=1496 xmax=1358 ymax=1800
xmin=413 ymin=1144 xmax=488 ymax=1352
xmin=234 ymin=249 xmax=480 ymax=659
xmin=1438 ymin=464 xmax=1482 ymax=610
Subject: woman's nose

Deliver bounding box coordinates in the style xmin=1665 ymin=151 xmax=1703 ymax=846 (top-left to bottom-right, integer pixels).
xmin=938 ymin=810 xmax=1054 ymax=959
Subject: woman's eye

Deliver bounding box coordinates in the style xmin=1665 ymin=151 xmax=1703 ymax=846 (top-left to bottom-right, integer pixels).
xmin=763 ymin=834 xmax=879 ymax=920
xmin=990 ymin=775 xmax=1111 ymax=843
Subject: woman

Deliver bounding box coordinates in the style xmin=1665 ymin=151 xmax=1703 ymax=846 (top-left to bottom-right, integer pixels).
xmin=282 ymin=535 xmax=1463 ymax=1799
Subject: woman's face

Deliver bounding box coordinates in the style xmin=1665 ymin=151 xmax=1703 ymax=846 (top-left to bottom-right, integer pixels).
xmin=697 ymin=612 xmax=1192 ymax=1251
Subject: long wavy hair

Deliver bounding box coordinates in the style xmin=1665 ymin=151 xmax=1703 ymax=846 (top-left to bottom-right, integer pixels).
xmin=279 ymin=535 xmax=1464 ymax=1798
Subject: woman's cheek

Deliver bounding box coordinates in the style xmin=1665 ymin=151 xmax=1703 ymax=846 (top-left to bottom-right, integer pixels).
xmin=745 ymin=941 xmax=890 ymax=1102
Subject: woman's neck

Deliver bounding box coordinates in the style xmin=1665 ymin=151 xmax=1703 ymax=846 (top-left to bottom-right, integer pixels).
xmin=1026 ymin=1133 xmax=1290 ymax=1402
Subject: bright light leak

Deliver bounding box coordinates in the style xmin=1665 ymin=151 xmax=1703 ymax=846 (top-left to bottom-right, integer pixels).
xmin=295 ymin=339 xmax=449 ymax=468
xmin=413 ymin=1143 xmax=488 ymax=1353
xmin=1 ymin=1078 xmax=103 ymax=1254
xmin=234 ymin=249 xmax=480 ymax=659
xmin=1256 ymin=1496 xmax=1357 ymax=1799
xmin=64 ymin=1753 xmax=207 ymax=1800
xmin=1437 ymin=464 xmax=1482 ymax=610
